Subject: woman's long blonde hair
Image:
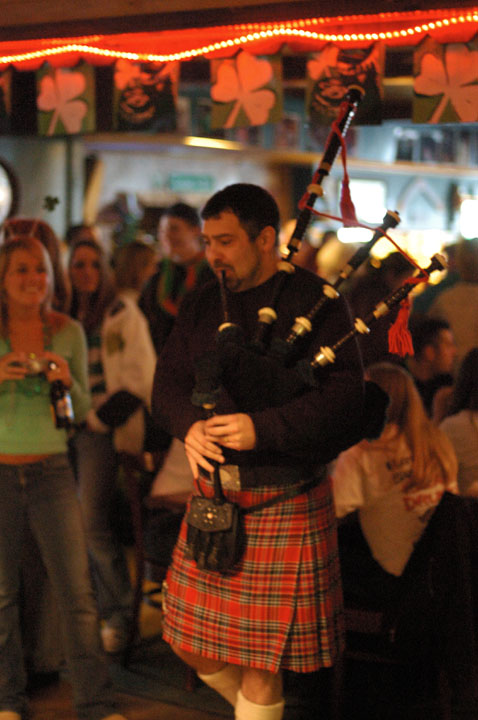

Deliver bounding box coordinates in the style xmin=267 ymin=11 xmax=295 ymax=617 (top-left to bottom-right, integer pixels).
xmin=0 ymin=236 xmax=54 ymax=337
xmin=2 ymin=218 xmax=71 ymax=312
xmin=366 ymin=362 xmax=457 ymax=490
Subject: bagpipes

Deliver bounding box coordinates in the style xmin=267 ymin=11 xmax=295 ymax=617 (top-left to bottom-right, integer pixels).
xmin=253 ymin=85 xmax=365 ymax=353
xmin=191 ymin=86 xmax=447 ymax=442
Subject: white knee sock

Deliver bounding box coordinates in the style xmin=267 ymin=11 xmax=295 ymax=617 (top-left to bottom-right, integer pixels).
xmin=235 ymin=689 xmax=285 ymax=720
xmin=197 ymin=664 xmax=242 ymax=706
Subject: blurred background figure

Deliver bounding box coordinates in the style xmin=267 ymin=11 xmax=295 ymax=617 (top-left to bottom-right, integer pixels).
xmin=139 ymin=205 xmax=214 ymax=568
xmin=345 ymin=252 xmax=415 ymax=313
xmin=95 ymin=192 xmax=142 ymax=255
xmin=343 ymin=252 xmax=415 ymax=368
xmin=68 ymin=236 xmax=126 ymax=655
xmin=65 ymin=223 xmax=100 ymax=249
xmin=279 ymin=218 xmax=321 ymax=274
xmin=68 ymin=237 xmax=116 ymax=446
xmin=288 ymin=236 xmax=318 ymax=273
xmin=3 ymin=217 xmax=71 ymax=312
xmin=411 ymin=241 xmax=460 ymax=316
xmin=97 ymin=240 xmax=157 ymax=453
xmin=92 ymin=241 xmax=157 ymax=653
xmin=428 ymin=237 xmax=478 ymax=369
xmin=407 ymin=315 xmax=457 ymax=420
xmin=332 ymin=362 xmax=458 ymax=606
xmin=139 ymin=202 xmax=214 ymax=354
xmin=315 ymin=229 xmax=357 ymax=283
xmin=440 ymin=348 xmax=478 ymax=498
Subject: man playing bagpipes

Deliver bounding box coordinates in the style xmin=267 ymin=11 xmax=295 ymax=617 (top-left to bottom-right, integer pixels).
xmin=152 ymin=182 xmax=370 ymax=720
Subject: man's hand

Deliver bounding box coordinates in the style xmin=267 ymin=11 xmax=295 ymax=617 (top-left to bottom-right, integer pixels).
xmin=184 ymin=420 xmax=225 ymax=478
xmin=204 ymin=413 xmax=256 ymax=452
xmin=184 ymin=413 xmax=256 ymax=478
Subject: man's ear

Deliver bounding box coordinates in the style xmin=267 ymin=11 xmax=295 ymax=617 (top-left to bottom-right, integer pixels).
xmin=258 ymin=226 xmax=276 ymax=252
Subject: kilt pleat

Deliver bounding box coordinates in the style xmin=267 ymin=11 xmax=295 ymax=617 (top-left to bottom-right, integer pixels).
xmin=162 ymin=477 xmax=344 ymax=673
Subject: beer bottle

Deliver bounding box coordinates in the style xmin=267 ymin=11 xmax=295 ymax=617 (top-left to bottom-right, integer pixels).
xmin=49 ymin=364 xmax=75 ymax=429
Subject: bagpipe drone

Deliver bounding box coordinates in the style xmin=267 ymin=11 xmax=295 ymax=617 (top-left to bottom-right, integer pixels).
xmin=191 ymin=86 xmax=447 ymax=446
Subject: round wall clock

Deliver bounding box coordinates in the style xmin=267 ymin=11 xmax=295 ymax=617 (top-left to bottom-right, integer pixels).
xmin=0 ymin=158 xmax=19 ymax=226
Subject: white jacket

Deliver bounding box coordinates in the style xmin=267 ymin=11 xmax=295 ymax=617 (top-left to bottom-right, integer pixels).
xmin=88 ymin=289 xmax=157 ymax=453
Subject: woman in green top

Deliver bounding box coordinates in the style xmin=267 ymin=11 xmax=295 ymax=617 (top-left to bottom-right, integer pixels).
xmin=0 ymin=236 xmax=126 ymax=720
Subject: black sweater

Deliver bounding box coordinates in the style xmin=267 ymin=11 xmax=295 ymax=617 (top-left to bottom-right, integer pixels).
xmin=152 ymin=266 xmax=365 ymax=487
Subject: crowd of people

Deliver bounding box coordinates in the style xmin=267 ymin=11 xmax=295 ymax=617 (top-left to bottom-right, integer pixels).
xmin=0 ymin=205 xmax=208 ymax=720
xmin=0 ymin=189 xmax=477 ymax=720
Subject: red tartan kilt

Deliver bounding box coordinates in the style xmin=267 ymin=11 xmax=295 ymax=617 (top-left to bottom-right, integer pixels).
xmin=162 ymin=476 xmax=344 ymax=673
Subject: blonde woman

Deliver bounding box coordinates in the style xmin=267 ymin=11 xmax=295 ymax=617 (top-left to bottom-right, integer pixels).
xmin=3 ymin=217 xmax=71 ymax=313
xmin=332 ymin=362 xmax=458 ymax=595
xmin=0 ymin=237 xmax=126 ymax=720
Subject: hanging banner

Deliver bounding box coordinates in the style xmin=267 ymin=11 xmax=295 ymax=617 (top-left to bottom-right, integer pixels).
xmin=306 ymin=44 xmax=384 ymax=127
xmin=210 ymin=50 xmax=283 ymax=129
xmin=113 ymin=59 xmax=178 ymax=131
xmin=36 ymin=62 xmax=96 ymax=136
xmin=413 ymin=38 xmax=478 ymax=123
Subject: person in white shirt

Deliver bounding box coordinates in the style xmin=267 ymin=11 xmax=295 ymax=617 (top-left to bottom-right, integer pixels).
xmin=332 ymin=362 xmax=458 ymax=603
xmin=90 ymin=241 xmax=157 ymax=454
xmin=428 ymin=237 xmax=478 ymax=371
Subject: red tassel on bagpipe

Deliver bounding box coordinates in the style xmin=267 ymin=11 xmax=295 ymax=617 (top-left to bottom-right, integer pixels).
xmin=388 ymin=297 xmax=414 ymax=357
xmin=298 ymin=117 xmax=359 ymax=228
xmin=339 ymin=168 xmax=358 ymax=228
xmin=331 ymin=118 xmax=359 ymax=228
xmin=387 ymin=274 xmax=430 ymax=357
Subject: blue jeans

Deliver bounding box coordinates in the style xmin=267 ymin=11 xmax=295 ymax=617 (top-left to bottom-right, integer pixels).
xmin=72 ymin=429 xmax=133 ymax=630
xmin=0 ymin=455 xmax=117 ymax=719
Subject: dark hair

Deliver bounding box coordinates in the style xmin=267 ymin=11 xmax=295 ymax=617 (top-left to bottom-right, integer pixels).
xmin=380 ymin=251 xmax=414 ymax=279
xmin=408 ymin=315 xmax=451 ymax=358
xmin=201 ymin=183 xmax=280 ymax=241
xmin=65 ymin=224 xmax=98 ymax=247
xmin=448 ymin=347 xmax=478 ymax=414
xmin=162 ymin=202 xmax=200 ymax=228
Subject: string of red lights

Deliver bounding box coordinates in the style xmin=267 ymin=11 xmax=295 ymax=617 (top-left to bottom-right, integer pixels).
xmin=0 ymin=7 xmax=477 ymax=70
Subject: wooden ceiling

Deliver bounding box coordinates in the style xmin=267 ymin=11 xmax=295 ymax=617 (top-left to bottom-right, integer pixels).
xmin=2 ymin=0 xmax=477 ymax=40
